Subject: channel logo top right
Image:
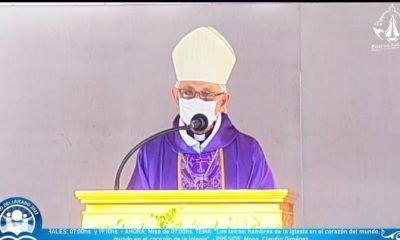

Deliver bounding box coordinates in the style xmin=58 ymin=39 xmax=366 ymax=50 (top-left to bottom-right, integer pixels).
xmin=371 ymin=4 xmax=400 ymax=51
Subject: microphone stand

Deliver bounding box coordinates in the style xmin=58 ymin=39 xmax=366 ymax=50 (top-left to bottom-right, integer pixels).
xmin=114 ymin=125 xmax=190 ymax=190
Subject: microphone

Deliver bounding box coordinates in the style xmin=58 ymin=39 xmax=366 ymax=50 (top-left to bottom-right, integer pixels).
xmin=189 ymin=113 xmax=208 ymax=132
xmin=114 ymin=113 xmax=209 ymax=190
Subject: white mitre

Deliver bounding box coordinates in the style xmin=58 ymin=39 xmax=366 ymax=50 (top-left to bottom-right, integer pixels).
xmin=172 ymin=26 xmax=236 ymax=85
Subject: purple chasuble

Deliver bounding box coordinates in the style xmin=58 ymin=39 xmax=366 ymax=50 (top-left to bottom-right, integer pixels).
xmin=127 ymin=113 xmax=276 ymax=190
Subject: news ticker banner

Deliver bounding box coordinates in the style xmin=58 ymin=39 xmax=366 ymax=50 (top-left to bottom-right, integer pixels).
xmin=1 ymin=228 xmax=400 ymax=240
xmin=1 ymin=197 xmax=399 ymax=240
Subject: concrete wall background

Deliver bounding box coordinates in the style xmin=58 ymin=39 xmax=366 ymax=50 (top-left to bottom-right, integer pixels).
xmin=301 ymin=3 xmax=400 ymax=227
xmin=0 ymin=3 xmax=398 ymax=227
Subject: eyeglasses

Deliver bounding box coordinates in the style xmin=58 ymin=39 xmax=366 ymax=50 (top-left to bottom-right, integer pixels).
xmin=177 ymin=88 xmax=225 ymax=101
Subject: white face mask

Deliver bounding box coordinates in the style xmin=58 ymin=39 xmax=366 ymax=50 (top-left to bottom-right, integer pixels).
xmin=179 ymin=98 xmax=218 ymax=127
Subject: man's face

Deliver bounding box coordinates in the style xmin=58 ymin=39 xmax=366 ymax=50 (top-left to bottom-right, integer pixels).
xmin=172 ymin=80 xmax=230 ymax=114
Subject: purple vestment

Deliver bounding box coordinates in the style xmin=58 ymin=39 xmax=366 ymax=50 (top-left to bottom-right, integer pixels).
xmin=127 ymin=113 xmax=276 ymax=190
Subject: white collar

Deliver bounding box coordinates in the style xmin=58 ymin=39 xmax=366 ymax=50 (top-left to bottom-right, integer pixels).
xmin=179 ymin=113 xmax=222 ymax=153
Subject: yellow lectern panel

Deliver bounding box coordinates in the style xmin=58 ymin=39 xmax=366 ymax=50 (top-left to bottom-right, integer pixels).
xmin=75 ymin=189 xmax=298 ymax=228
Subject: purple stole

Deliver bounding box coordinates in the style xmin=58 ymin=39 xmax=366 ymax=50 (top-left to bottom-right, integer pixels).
xmin=178 ymin=149 xmax=225 ymax=190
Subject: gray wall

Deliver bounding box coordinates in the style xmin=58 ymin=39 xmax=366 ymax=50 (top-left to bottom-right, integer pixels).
xmin=0 ymin=3 xmax=398 ymax=228
xmin=301 ymin=3 xmax=400 ymax=227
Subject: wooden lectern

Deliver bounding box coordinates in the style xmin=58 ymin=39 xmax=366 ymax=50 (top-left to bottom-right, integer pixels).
xmin=75 ymin=189 xmax=298 ymax=228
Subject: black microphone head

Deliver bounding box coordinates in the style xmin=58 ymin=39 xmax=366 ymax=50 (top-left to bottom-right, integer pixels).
xmin=190 ymin=113 xmax=208 ymax=132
